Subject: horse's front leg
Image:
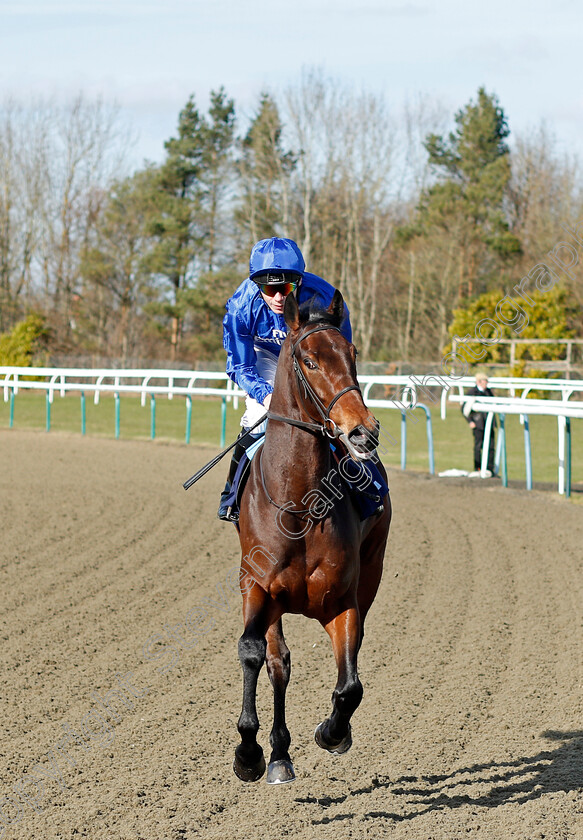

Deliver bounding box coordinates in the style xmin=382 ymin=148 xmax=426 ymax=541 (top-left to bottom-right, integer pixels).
xmin=233 ymin=587 xmax=270 ymax=782
xmin=265 ymin=619 xmax=295 ymax=784
xmin=315 ymin=604 xmax=362 ymax=755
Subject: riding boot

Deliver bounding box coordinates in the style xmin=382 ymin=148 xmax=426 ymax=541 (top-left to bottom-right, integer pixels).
xmin=217 ymin=432 xmax=260 ymax=522
xmin=217 ymin=437 xmax=246 ymax=522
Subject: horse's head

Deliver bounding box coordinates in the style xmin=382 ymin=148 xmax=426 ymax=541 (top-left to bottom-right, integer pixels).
xmin=283 ymin=290 xmax=379 ymax=460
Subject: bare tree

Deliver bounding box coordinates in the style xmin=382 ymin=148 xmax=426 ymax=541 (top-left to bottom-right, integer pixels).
xmin=37 ymin=94 xmax=129 ymax=344
xmin=80 ymin=169 xmax=155 ymax=363
xmin=509 ymin=123 xmax=581 ymax=253
xmin=399 ymin=92 xmax=450 ymax=200
xmin=0 ymin=101 xmax=50 ymax=329
xmin=284 ymin=71 xmax=400 ymax=356
xmin=0 ymin=103 xmax=19 ymax=330
xmin=508 ymin=123 xmax=583 ymax=335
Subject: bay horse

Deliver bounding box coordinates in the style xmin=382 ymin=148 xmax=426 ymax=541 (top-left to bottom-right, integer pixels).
xmin=233 ymin=290 xmax=391 ymax=784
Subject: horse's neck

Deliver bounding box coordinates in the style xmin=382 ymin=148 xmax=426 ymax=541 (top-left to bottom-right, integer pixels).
xmin=263 ymin=357 xmax=331 ymax=493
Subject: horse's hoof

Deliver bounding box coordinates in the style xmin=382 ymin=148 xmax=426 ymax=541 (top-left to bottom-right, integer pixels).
xmin=266 ymin=759 xmax=295 ymax=785
xmin=233 ymin=752 xmax=266 ymax=782
xmin=314 ymin=721 xmax=353 ymax=755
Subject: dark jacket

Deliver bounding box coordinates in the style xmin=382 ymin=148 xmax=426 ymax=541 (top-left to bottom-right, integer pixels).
xmin=462 ymin=385 xmax=497 ymax=431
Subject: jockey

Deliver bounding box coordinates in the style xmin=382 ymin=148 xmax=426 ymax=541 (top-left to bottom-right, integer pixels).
xmin=225 ymin=237 xmax=351 ymax=430
xmin=218 ymin=236 xmax=383 ymax=522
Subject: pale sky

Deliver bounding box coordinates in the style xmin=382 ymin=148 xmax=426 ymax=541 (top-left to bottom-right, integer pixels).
xmin=2 ymin=0 xmax=582 ymax=168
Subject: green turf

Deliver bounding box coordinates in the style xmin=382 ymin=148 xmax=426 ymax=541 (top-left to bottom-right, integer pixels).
xmin=374 ymin=404 xmax=582 ymax=487
xmin=1 ymin=392 xmax=580 ymax=488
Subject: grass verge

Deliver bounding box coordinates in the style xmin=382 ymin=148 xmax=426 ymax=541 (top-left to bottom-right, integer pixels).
xmin=1 ymin=392 xmax=580 ymax=488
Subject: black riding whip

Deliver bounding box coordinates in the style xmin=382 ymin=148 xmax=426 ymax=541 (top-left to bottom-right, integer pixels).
xmin=182 ymin=413 xmax=267 ymax=491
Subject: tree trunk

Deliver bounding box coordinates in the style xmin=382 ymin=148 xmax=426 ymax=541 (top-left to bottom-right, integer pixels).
xmin=404 ymin=251 xmax=415 ymax=359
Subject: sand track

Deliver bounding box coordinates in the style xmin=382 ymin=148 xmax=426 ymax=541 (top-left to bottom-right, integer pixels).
xmin=1 ymin=430 xmax=582 ymax=839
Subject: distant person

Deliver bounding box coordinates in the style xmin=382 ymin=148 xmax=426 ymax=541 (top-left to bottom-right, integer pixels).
xmin=462 ymin=372 xmax=496 ymax=477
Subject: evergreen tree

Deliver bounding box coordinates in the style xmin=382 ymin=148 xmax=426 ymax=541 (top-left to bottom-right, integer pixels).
xmin=396 ymin=88 xmax=522 ymax=354
xmin=0 ymin=313 xmax=47 ymax=365
xmin=422 ymin=87 xmax=522 ymax=295
xmin=236 ymin=93 xmax=295 ymax=249
xmin=179 ymin=266 xmax=241 ymax=362
xmin=142 ymin=96 xmax=207 ymax=359
xmin=199 ymin=87 xmax=236 ymax=272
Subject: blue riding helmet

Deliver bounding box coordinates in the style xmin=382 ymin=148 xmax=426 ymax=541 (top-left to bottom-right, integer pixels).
xmin=249 ymin=237 xmax=305 ymax=281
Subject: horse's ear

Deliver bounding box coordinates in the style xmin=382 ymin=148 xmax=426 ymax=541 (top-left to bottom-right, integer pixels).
xmin=327 ymin=289 xmax=344 ymax=322
xmin=284 ymin=292 xmax=301 ymax=331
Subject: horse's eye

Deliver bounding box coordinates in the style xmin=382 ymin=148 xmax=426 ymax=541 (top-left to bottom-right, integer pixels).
xmin=303 ymin=357 xmax=318 ymax=371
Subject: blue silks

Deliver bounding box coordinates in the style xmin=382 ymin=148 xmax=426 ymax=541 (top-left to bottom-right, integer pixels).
xmin=223 ymin=273 xmax=351 ymax=405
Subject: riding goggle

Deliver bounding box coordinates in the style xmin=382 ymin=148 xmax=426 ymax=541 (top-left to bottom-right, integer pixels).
xmin=256 ymin=276 xmax=300 ymax=298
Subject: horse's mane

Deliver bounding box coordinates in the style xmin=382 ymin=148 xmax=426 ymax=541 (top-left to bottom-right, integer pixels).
xmin=298 ymin=295 xmax=343 ymax=329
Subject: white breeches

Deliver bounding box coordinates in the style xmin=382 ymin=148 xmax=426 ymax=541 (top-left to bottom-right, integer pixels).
xmin=241 ymin=347 xmax=279 ymax=433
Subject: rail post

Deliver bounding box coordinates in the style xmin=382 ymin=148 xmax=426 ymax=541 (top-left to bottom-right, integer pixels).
xmin=499 ymin=414 xmax=508 ymax=487
xmin=115 ymin=393 xmax=120 ymax=440
xmin=558 ymin=415 xmax=566 ymax=495
xmin=185 ymin=395 xmax=192 ymax=444
xmin=481 ymin=412 xmax=495 ymax=477
xmin=523 ymin=415 xmax=532 ymax=490
xmin=150 ymin=395 xmax=156 ymax=440
xmin=566 ymin=417 xmax=572 ymax=498
xmin=221 ymin=396 xmax=227 ymax=448
xmin=416 ymin=403 xmax=435 ymax=475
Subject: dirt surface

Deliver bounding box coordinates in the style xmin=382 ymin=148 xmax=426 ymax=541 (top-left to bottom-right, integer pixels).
xmin=1 ymin=429 xmax=583 ymax=840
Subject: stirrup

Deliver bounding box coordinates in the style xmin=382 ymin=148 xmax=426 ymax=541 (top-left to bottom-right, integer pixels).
xmin=361 ymin=491 xmax=384 ymax=520
xmin=218 ymin=502 xmax=239 ymax=523
xmin=218 ymin=480 xmax=237 ymax=522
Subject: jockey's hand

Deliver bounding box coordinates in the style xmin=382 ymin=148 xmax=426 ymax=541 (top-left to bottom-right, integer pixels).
xmin=469 ymin=421 xmax=476 ymax=429
xmin=263 ymin=393 xmax=272 ymax=410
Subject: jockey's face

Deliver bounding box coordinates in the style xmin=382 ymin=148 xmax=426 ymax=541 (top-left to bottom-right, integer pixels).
xmin=260 ymin=287 xmax=288 ymax=315
xmin=258 ymin=278 xmax=300 ymax=315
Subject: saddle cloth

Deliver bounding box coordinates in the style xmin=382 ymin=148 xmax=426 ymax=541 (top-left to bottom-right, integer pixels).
xmin=224 ymin=437 xmax=388 ymax=521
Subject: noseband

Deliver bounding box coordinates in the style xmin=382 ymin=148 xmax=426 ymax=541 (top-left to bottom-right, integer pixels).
xmin=267 ymin=323 xmax=361 ymax=439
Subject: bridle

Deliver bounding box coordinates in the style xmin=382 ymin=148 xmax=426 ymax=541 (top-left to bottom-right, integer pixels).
xmin=266 ymin=322 xmax=361 ymax=440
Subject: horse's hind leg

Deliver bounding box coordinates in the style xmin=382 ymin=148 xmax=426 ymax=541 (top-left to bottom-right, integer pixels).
xmin=265 ymin=619 xmax=295 ymax=784
xmin=315 ymin=605 xmax=362 ymax=755
xmin=233 ymin=589 xmax=270 ymax=782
